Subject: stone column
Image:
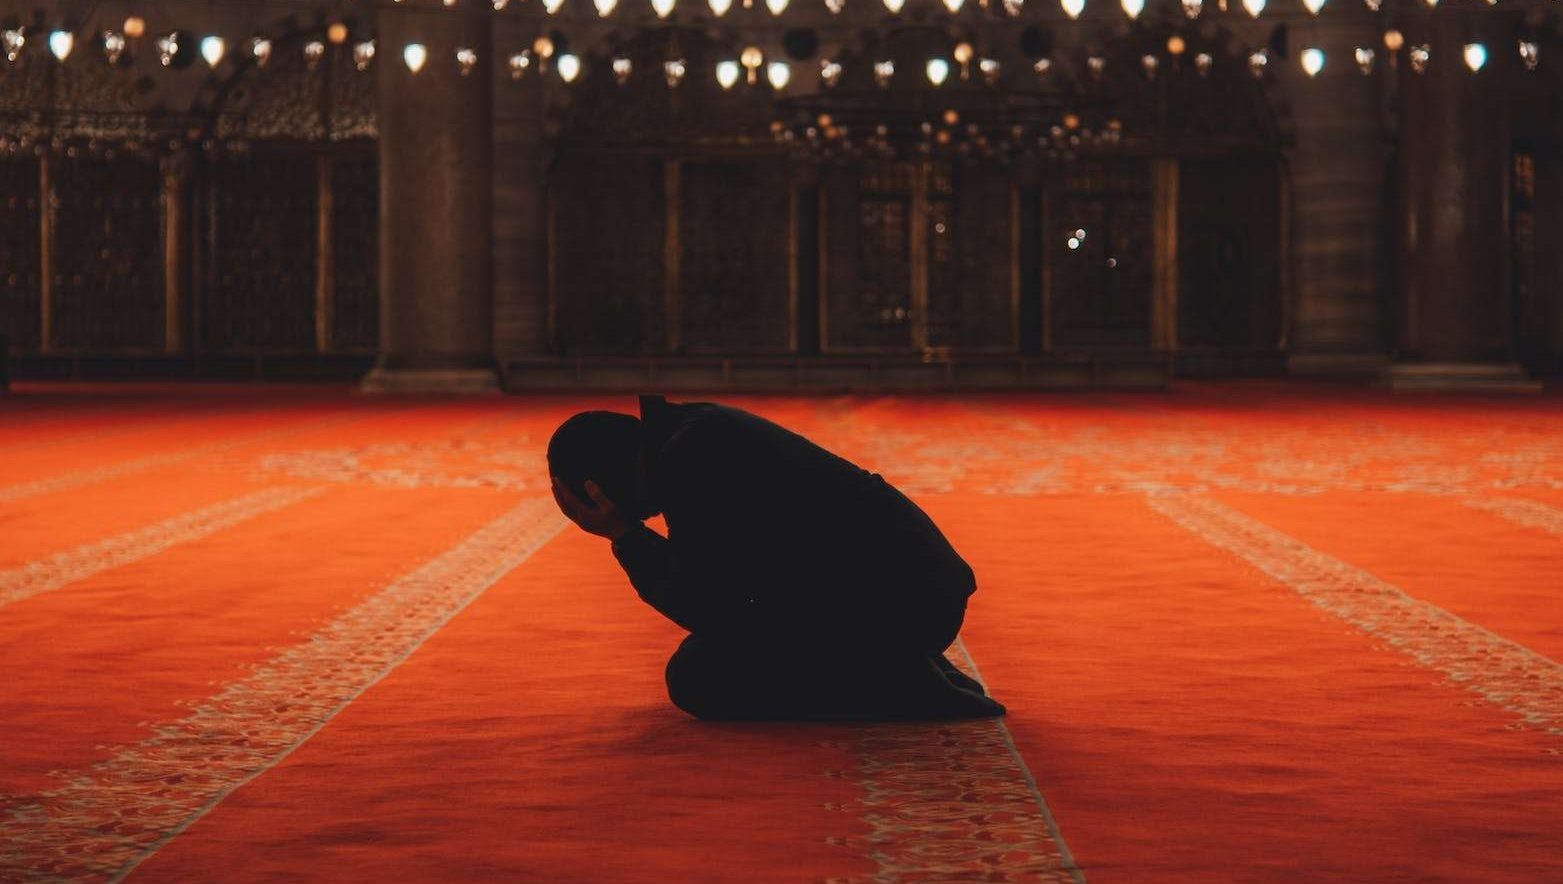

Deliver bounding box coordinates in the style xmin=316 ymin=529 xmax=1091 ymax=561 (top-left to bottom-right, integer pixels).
xmin=363 ymin=6 xmax=499 ymax=393
xmin=1386 ymin=11 xmax=1533 ymax=390
xmin=491 ymin=15 xmax=552 ymax=369
xmin=1281 ymin=14 xmax=1393 ymax=377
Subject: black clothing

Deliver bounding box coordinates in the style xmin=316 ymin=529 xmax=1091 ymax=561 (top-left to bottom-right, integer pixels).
xmin=610 ymin=395 xmax=1003 ymax=721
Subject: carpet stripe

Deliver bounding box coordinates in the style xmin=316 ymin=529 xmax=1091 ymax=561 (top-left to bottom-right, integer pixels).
xmin=0 ymin=414 xmax=357 ymax=505
xmin=1464 ymin=497 xmax=1563 ymax=537
xmin=836 ymin=639 xmax=1086 ymax=884
xmin=0 ymin=486 xmax=326 ymax=610
xmin=0 ymin=497 xmax=566 ymax=882
xmin=1151 ymin=494 xmax=1563 ymax=740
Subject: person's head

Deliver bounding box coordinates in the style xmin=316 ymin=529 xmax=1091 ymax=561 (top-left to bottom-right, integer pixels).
xmin=547 ymin=411 xmax=657 ymax=519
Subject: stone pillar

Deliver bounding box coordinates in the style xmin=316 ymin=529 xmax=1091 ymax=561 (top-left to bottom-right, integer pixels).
xmin=1386 ymin=11 xmax=1533 ymax=390
xmin=491 ymin=15 xmax=552 ymax=369
xmin=1282 ymin=15 xmax=1393 ymax=377
xmin=363 ymin=7 xmax=499 ymax=393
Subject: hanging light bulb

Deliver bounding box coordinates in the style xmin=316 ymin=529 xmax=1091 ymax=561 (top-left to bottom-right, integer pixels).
xmin=652 ymin=0 xmax=676 ymax=16
xmin=508 ymin=52 xmax=531 ymax=79
xmin=953 ymin=41 xmax=973 ymax=78
xmin=874 ymin=59 xmax=895 ymax=88
xmin=456 ymin=47 xmax=479 ymax=76
xmin=1421 ymin=0 xmax=1436 ymax=6
xmin=1463 ymin=42 xmax=1487 ymax=72
xmin=595 ymin=0 xmax=618 ymax=16
xmin=123 ymin=16 xmax=146 ymax=39
xmin=1060 ymin=0 xmax=1085 ymax=18
xmin=1242 ymin=0 xmax=1264 ymax=16
xmin=664 ymin=58 xmax=686 ymax=87
xmin=884 ymin=0 xmax=906 ymax=12
xmin=200 ymin=36 xmax=225 ymax=68
xmin=156 ymin=32 xmax=178 ymax=66
xmin=768 ymin=0 xmax=789 ymax=13
xmin=557 ymin=53 xmax=580 ymax=81
xmin=1248 ymin=49 xmax=1268 ymax=77
xmin=612 ymin=56 xmax=632 ymax=83
xmin=716 ymin=59 xmax=741 ymax=89
xmin=1409 ymin=44 xmax=1429 ymax=73
xmin=1302 ymin=0 xmax=1324 ymax=13
xmin=4 ymin=28 xmax=26 ymax=64
xmin=926 ymin=57 xmax=950 ymax=85
xmin=353 ymin=40 xmax=375 ymax=71
xmin=494 ymin=0 xmax=510 ymax=9
xmin=1194 ymin=52 xmax=1213 ymax=76
xmin=545 ymin=0 xmax=566 ymax=13
xmin=327 ymin=23 xmax=349 ymax=44
xmin=1034 ymin=57 xmax=1052 ymax=75
xmin=1354 ymin=47 xmax=1374 ymax=74
xmin=1002 ymin=0 xmax=1023 ymax=15
xmin=1300 ymin=47 xmax=1324 ymax=76
xmin=767 ymin=61 xmax=790 ymax=89
xmin=304 ymin=40 xmax=325 ymax=69
xmin=1167 ymin=36 xmax=1186 ymax=56
xmin=820 ymin=59 xmax=842 ymax=87
xmin=403 ymin=43 xmax=428 ymax=73
xmin=979 ymin=57 xmax=1000 ymax=84
xmin=944 ymin=0 xmax=965 ymax=11
xmin=1087 ymin=55 xmax=1105 ymax=76
xmin=533 ymin=37 xmax=555 ymax=61
xmin=1362 ymin=0 xmax=1380 ymax=8
xmin=1122 ymin=0 xmax=1144 ymax=19
xmin=709 ymin=0 xmax=734 ymax=13
xmin=1383 ymin=29 xmax=1403 ymax=53
xmin=251 ymin=37 xmax=272 ymax=67
xmin=740 ymin=46 xmax=763 ymax=84
xmin=825 ymin=0 xmax=846 ymax=11
xmin=48 ymin=30 xmax=74 ymax=62
xmin=1519 ymin=41 xmax=1538 ymax=72
xmin=103 ymin=31 xmax=126 ymax=64
xmin=1182 ymin=0 xmax=1201 ymax=17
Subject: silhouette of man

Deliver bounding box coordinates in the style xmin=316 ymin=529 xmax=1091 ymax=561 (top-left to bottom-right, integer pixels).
xmin=548 ymin=395 xmax=1004 ymax=721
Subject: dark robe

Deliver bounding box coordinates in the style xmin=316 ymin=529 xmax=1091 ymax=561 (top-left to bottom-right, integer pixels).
xmin=611 ymin=395 xmax=1003 ymax=721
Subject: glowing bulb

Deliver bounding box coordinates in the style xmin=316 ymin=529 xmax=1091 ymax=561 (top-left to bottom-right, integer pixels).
xmin=884 ymin=0 xmax=906 ymax=12
xmin=1242 ymin=0 xmax=1264 ymax=16
xmin=1463 ymin=42 xmax=1486 ymax=72
xmin=1061 ymin=0 xmax=1084 ymax=17
xmin=303 ymin=41 xmax=325 ymax=68
xmin=558 ymin=53 xmax=581 ymax=81
xmin=664 ymin=58 xmax=686 ymax=87
xmin=825 ymin=0 xmax=845 ymax=11
xmin=403 ymin=43 xmax=427 ymax=73
xmin=544 ymin=0 xmax=566 ymax=12
xmin=353 ymin=40 xmax=375 ymax=71
xmin=456 ymin=47 xmax=479 ymax=76
xmin=103 ymin=31 xmax=126 ymax=64
xmin=533 ymin=37 xmax=555 ymax=59
xmin=612 ymin=56 xmax=632 ymax=83
xmin=1354 ymin=47 xmax=1374 ymax=74
xmin=874 ymin=59 xmax=894 ymax=88
xmin=1409 ymin=44 xmax=1429 ymax=74
xmin=1519 ymin=41 xmax=1538 ymax=72
xmin=1384 ymin=31 xmax=1403 ymax=52
xmin=820 ymin=59 xmax=842 ymax=87
xmin=200 ymin=36 xmax=225 ymax=68
xmin=1067 ymin=237 xmax=1081 ymax=250
xmin=595 ymin=0 xmax=618 ymax=16
xmin=156 ymin=33 xmax=177 ymax=66
xmin=327 ymin=23 xmax=349 ymax=44
xmin=1194 ymin=52 xmax=1213 ymax=76
xmin=1302 ymin=0 xmax=1324 ymax=13
xmin=710 ymin=0 xmax=733 ymax=13
xmin=49 ymin=30 xmax=74 ymax=62
xmin=251 ymin=37 xmax=272 ymax=66
xmin=716 ymin=60 xmax=740 ymax=89
xmin=1167 ymin=36 xmax=1186 ymax=56
xmin=767 ymin=61 xmax=790 ymax=90
xmin=508 ymin=52 xmax=531 ymax=79
xmin=1122 ymin=0 xmax=1144 ymax=18
xmin=768 ymin=0 xmax=789 ymax=13
xmin=1301 ymin=47 xmax=1324 ymax=77
xmin=1248 ymin=49 xmax=1268 ymax=77
xmin=652 ymin=0 xmax=676 ymax=16
xmin=926 ymin=57 xmax=950 ymax=85
xmin=944 ymin=0 xmax=965 ymax=10
xmin=1182 ymin=0 xmax=1201 ymax=16
xmin=123 ymin=16 xmax=146 ymax=39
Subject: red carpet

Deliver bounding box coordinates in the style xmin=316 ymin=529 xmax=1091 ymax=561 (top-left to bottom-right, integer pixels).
xmin=2 ymin=383 xmax=1561 ymax=882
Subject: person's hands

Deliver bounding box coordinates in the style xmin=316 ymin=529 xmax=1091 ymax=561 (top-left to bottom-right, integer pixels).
xmin=551 ymin=476 xmax=638 ymax=540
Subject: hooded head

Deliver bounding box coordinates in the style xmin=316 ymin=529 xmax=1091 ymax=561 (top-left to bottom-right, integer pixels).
xmin=546 ymin=410 xmax=657 ymax=519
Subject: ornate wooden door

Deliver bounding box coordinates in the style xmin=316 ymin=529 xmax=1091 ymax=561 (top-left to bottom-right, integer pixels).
xmin=0 ymin=158 xmax=41 ymax=352
xmin=1047 ymin=160 xmax=1154 ymax=350
xmin=1177 ymin=157 xmax=1282 ymax=350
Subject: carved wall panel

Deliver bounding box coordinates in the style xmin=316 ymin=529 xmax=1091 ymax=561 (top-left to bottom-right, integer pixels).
xmin=932 ymin=165 xmax=1015 ymax=350
xmin=0 ymin=158 xmax=42 ymax=352
xmin=204 ymin=152 xmax=318 ymax=351
xmin=1048 ymin=160 xmax=1153 ymax=349
xmin=48 ymin=154 xmax=165 ymax=350
xmin=679 ymin=159 xmax=792 ymax=353
xmin=551 ymin=153 xmax=666 ymax=354
xmin=1177 ymin=157 xmax=1281 ymax=350
xmin=822 ymin=163 xmax=913 ymax=351
xmin=331 ymin=152 xmax=379 ymax=352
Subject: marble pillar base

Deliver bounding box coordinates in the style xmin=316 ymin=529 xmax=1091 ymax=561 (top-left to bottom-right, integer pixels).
xmin=1288 ymin=352 xmax=1391 ymax=379
xmin=1384 ymin=362 xmax=1541 ymax=392
xmin=361 ymin=367 xmax=501 ymax=394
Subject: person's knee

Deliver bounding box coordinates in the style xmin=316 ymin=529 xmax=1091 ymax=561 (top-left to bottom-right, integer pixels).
xmin=664 ymin=636 xmax=724 ymax=720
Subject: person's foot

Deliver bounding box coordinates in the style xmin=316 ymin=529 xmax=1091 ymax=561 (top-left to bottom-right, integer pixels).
xmin=935 ymin=654 xmax=988 ymax=696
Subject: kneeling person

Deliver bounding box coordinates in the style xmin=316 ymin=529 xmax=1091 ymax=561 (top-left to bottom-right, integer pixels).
xmin=547 ymin=395 xmax=1004 ymax=721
